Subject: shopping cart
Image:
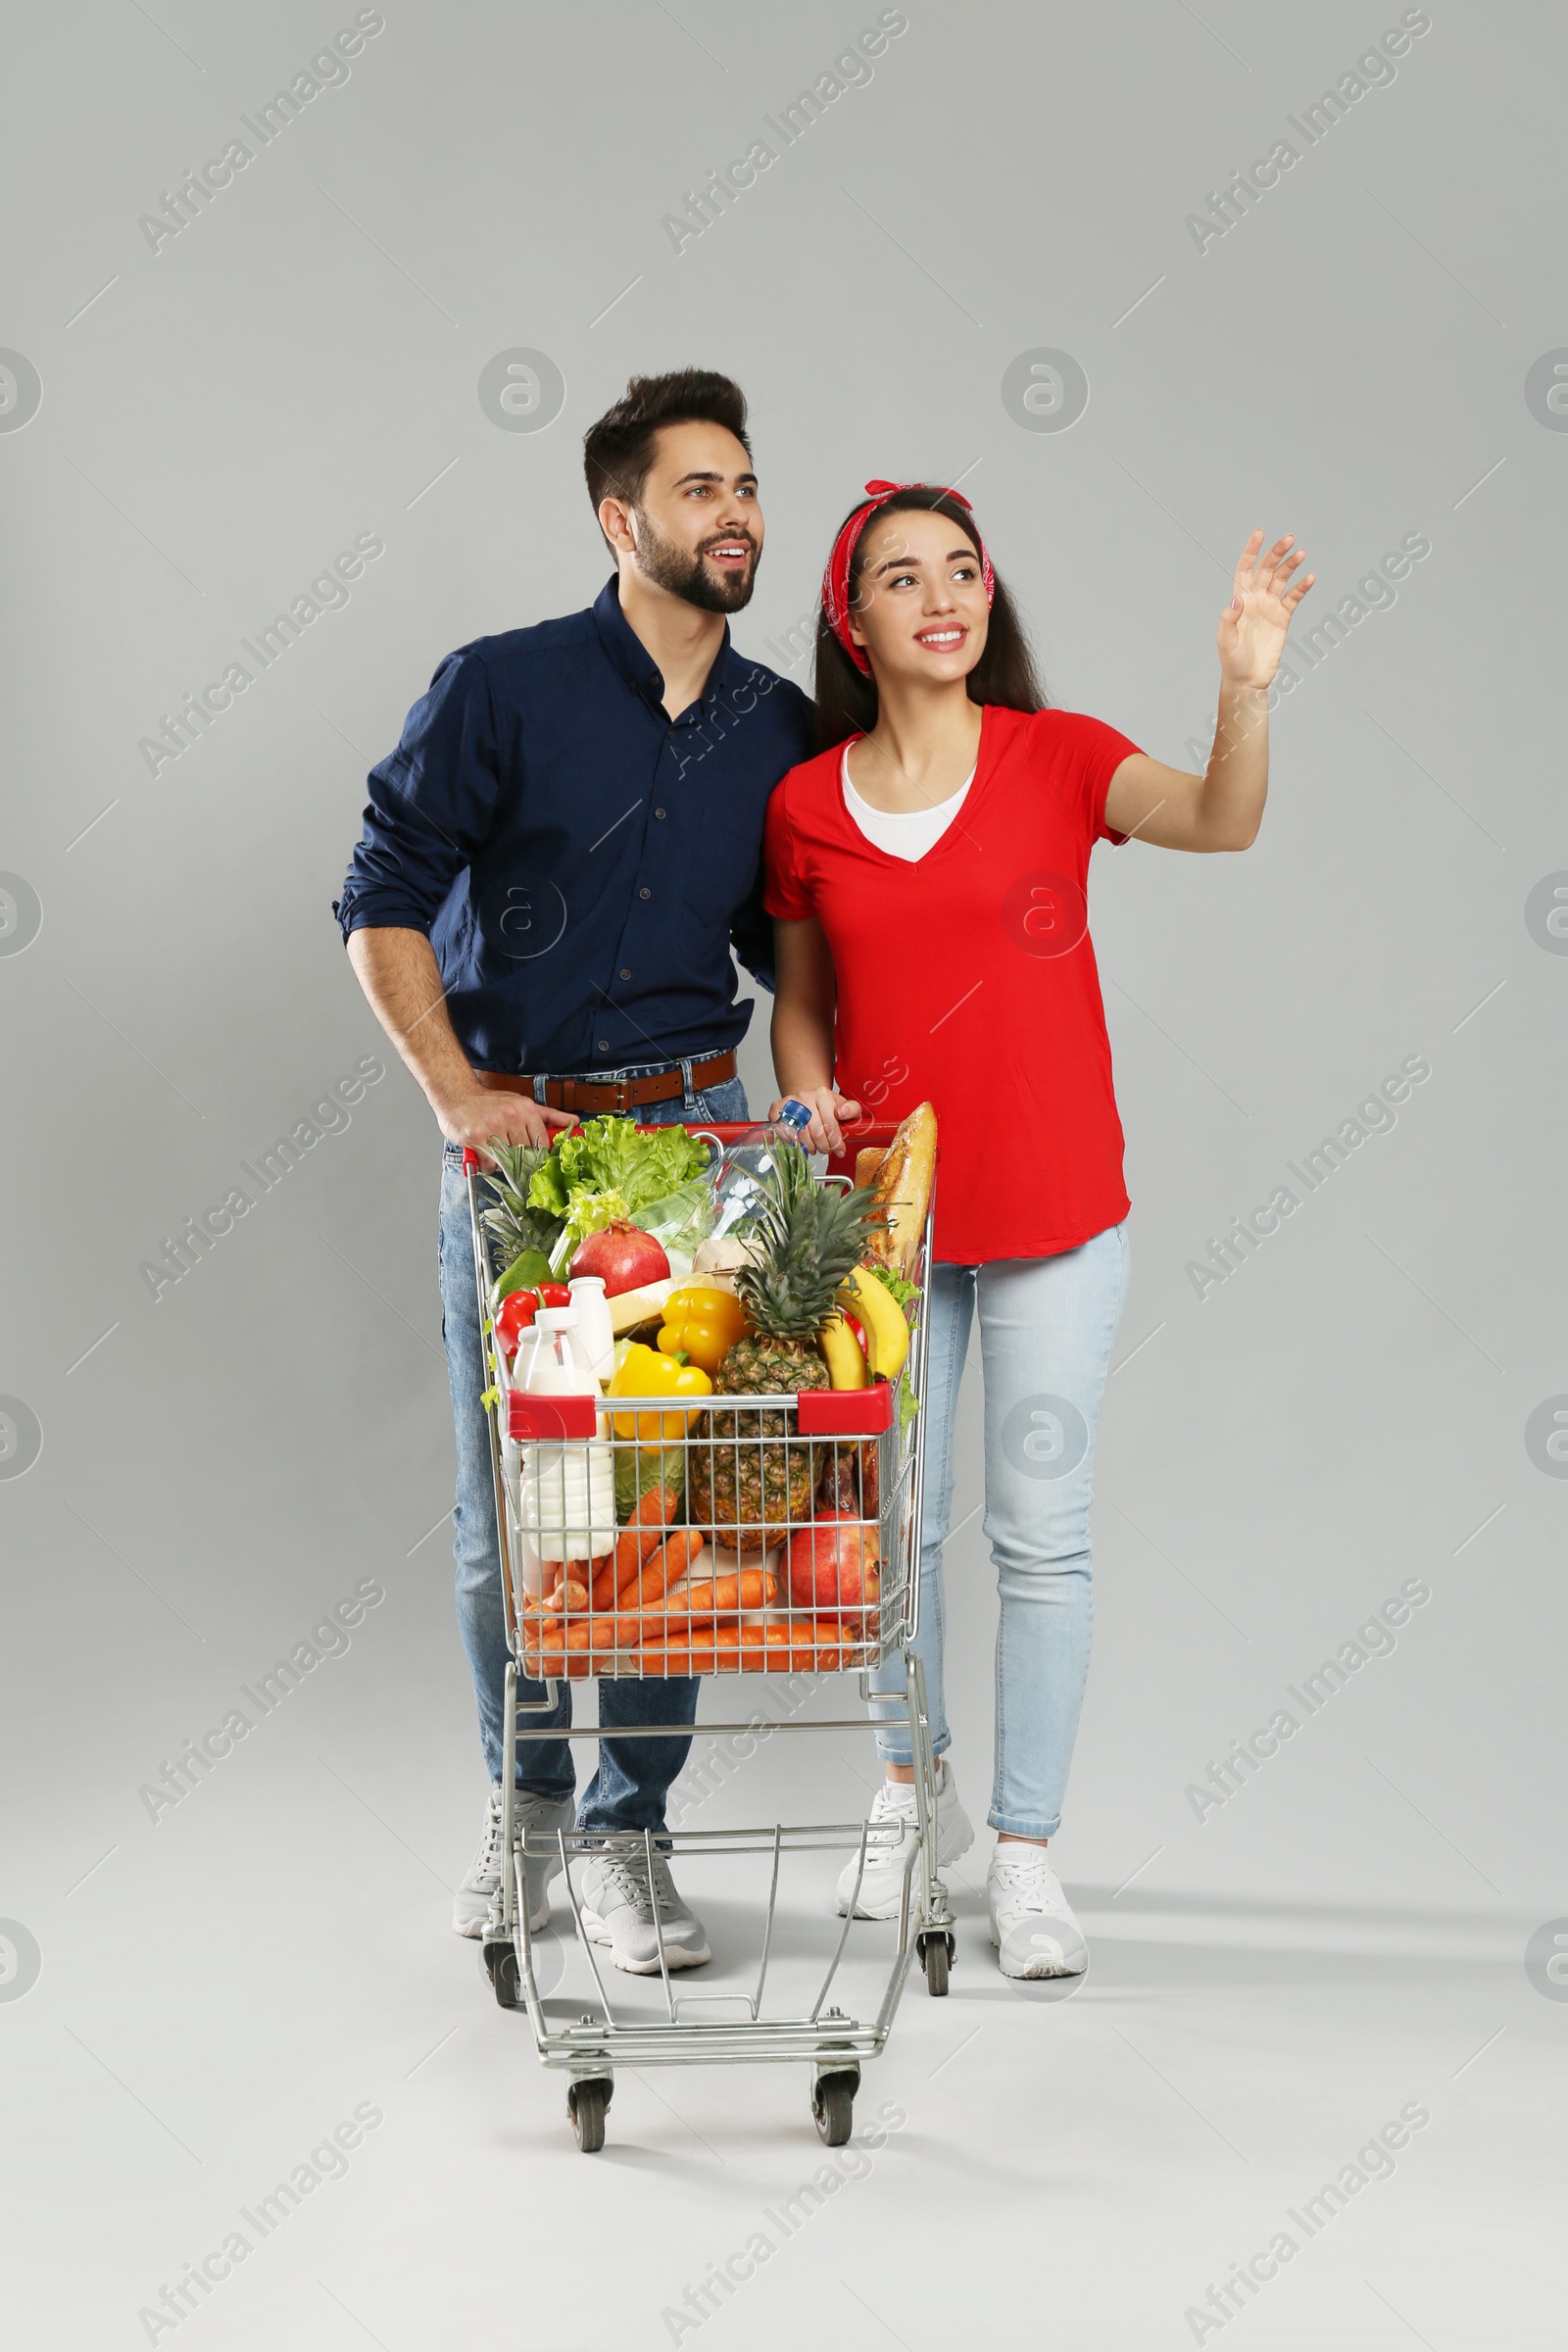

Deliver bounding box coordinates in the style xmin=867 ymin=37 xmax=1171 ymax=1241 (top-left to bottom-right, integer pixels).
xmin=464 ymin=1125 xmax=951 ymax=2152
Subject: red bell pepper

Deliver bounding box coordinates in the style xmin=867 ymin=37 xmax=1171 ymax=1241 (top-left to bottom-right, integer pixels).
xmin=495 ymin=1291 xmax=539 ymax=1351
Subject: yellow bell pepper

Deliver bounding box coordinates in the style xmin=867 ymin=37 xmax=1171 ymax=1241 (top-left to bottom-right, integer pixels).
xmin=608 ymin=1341 xmax=713 ymax=1443
xmin=657 ymin=1285 xmax=751 ymax=1377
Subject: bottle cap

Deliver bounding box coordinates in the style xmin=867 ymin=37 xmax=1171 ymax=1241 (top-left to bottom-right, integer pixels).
xmin=535 ymin=1306 xmax=580 ymax=1331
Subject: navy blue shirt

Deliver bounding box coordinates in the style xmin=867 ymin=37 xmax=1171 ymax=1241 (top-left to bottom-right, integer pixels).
xmin=335 ymin=578 xmax=813 ymax=1075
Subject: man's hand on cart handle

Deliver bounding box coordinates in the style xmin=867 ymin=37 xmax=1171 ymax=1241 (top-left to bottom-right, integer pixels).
xmin=437 ymin=1087 xmax=576 ymax=1163
xmin=345 ymin=931 xmax=576 ymax=1166
xmin=769 ymin=1086 xmax=860 ymax=1156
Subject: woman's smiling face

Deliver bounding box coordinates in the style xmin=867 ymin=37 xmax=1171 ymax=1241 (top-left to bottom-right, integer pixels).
xmin=847 ymin=506 xmax=989 ymax=688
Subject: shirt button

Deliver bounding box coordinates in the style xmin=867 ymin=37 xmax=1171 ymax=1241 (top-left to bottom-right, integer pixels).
xmin=597 ymin=1039 xmax=609 ymax=1052
xmin=639 ymin=886 xmax=651 ymax=900
xmin=619 ymin=966 xmax=631 ymax=980
xmin=655 ymin=808 xmax=666 ymax=819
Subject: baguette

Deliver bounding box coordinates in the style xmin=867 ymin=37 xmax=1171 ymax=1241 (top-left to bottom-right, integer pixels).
xmin=863 ymin=1102 xmax=937 ymax=1276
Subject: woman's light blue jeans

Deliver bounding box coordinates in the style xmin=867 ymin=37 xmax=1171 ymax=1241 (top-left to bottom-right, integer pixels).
xmin=869 ymin=1224 xmax=1130 ymax=1839
xmin=437 ymin=1073 xmax=748 ymax=1834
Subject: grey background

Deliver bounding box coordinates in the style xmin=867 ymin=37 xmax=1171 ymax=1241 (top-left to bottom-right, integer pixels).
xmin=2 ymin=2 xmax=1563 ymax=2345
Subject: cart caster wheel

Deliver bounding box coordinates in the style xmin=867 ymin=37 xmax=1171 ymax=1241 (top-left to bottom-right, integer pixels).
xmin=919 ymin=1931 xmax=953 ymax=1996
xmin=568 ymin=2077 xmax=612 ymax=2153
xmin=483 ymin=1945 xmax=520 ymax=2009
xmin=811 ymin=2069 xmax=858 ymax=2147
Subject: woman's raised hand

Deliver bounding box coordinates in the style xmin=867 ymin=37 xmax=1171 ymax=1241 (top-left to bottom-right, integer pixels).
xmin=1216 ymin=529 xmax=1314 ymax=691
xmin=770 ymin=1086 xmax=860 ymax=1156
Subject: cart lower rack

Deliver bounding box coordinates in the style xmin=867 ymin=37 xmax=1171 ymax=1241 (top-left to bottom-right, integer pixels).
xmin=465 ymin=1126 xmax=952 ymax=2151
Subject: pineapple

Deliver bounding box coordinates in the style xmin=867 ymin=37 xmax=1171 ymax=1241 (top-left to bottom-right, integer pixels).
xmin=687 ymin=1145 xmax=877 ymax=1538
xmin=479 ymin=1142 xmax=561 ymax=1282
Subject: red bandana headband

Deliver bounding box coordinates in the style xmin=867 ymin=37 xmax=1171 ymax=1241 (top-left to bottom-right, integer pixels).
xmin=820 ymin=478 xmax=995 ymax=674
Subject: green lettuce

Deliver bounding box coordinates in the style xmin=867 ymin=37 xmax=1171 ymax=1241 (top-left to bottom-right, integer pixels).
xmin=866 ymin=1261 xmax=919 ymax=1310
xmin=529 ymin=1117 xmax=713 ymax=1261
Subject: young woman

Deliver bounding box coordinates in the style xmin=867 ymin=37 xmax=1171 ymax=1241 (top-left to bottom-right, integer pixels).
xmin=763 ymin=480 xmax=1312 ymax=1977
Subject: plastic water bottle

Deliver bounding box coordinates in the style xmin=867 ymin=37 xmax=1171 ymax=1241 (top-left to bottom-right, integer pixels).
xmin=707 ymin=1100 xmax=813 ymax=1241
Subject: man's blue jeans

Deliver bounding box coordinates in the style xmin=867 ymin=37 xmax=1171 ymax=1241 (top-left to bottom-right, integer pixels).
xmin=436 ymin=1073 xmax=749 ymax=1833
xmin=868 ymin=1225 xmax=1131 ymax=1839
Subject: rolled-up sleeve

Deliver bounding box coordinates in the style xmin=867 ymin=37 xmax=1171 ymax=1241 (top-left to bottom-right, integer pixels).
xmin=334 ymin=650 xmax=502 ymax=940
xmin=729 ymin=855 xmax=775 ymax=994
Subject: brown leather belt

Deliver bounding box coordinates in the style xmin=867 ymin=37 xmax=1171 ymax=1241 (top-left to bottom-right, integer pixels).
xmin=474 ymin=1050 xmax=737 ymax=1117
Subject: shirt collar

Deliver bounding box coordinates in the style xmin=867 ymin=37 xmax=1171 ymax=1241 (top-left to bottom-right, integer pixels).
xmin=591 ymin=574 xmax=740 ymax=720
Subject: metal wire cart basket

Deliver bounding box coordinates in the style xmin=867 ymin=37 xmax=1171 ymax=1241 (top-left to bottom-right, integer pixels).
xmin=464 ymin=1124 xmax=952 ymax=2152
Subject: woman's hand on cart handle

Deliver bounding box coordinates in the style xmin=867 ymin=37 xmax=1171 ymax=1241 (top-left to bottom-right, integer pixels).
xmin=770 ymin=1086 xmax=860 ymax=1156
xmin=437 ymin=1086 xmax=575 ymax=1163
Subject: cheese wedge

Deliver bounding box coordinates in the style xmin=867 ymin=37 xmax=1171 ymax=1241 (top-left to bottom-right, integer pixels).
xmin=608 ymin=1276 xmax=676 ymax=1336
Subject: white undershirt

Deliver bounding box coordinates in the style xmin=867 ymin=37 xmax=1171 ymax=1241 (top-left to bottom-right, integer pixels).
xmin=841 ymin=746 xmax=975 ymax=862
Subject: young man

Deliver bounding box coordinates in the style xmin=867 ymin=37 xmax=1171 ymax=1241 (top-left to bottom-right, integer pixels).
xmin=336 ymin=370 xmax=811 ymax=1972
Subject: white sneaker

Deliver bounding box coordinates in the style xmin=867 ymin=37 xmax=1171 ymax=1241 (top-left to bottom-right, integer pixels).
xmin=988 ymin=1847 xmax=1088 ymax=1977
xmin=835 ymin=1758 xmax=974 ymax=1920
xmin=577 ymin=1847 xmax=711 ymax=1974
xmin=452 ymin=1784 xmax=575 ymax=1938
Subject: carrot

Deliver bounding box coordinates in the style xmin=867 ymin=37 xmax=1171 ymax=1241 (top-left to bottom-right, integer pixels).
xmin=626 ymin=1576 xmax=772 ymax=1642
xmin=527 ymin=1651 xmax=594 ymax=1680
xmin=523 ymin=1580 xmax=586 ymax=1620
xmin=635 ymin=1644 xmax=719 ymax=1677
xmin=616 ymin=1533 xmax=705 ymax=1611
xmin=589 ymin=1561 xmax=617 ymax=1610
xmin=646 ymin=1528 xmax=704 ymax=1593
xmin=608 ymin=1490 xmax=679 ymax=1600
xmin=766 ymin=1615 xmax=856 ymax=1672
xmin=616 ymin=1557 xmax=674 ymax=1611
xmin=576 ymin=1581 xmax=752 ymax=1651
xmin=663 ymin=1569 xmax=775 ymax=1616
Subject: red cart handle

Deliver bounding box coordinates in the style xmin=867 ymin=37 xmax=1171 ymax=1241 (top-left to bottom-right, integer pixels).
xmin=466 ymin=1123 xmax=900 ymax=1156
xmin=504 ymin=1387 xmax=890 ymax=1441
xmin=507 ymin=1393 xmax=599 ymax=1441
xmin=796 ymin=1384 xmax=895 ymax=1436
xmin=466 ymin=1123 xmax=904 ymax=1188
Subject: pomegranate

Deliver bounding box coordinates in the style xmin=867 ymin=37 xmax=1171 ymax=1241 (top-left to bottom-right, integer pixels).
xmin=569 ymin=1222 xmax=669 ymax=1298
xmin=785 ymin=1511 xmax=880 ymax=1617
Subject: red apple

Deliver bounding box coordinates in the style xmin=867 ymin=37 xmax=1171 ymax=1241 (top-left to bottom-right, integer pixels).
xmin=569 ymin=1222 xmax=669 ymax=1298
xmin=785 ymin=1512 xmax=881 ymax=1617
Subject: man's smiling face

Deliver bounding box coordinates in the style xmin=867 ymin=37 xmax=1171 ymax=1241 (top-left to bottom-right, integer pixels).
xmin=618 ymin=418 xmax=762 ymax=613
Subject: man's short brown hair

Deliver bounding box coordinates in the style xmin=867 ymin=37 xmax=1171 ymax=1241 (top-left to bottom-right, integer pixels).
xmin=582 ymin=369 xmax=751 ymax=519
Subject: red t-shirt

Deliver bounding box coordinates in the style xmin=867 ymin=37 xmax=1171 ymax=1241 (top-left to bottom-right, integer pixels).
xmin=763 ymin=703 xmax=1140 ymax=1263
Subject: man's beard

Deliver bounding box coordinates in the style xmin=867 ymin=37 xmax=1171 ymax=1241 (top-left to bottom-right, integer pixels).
xmin=630 ymin=509 xmax=759 ymax=613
